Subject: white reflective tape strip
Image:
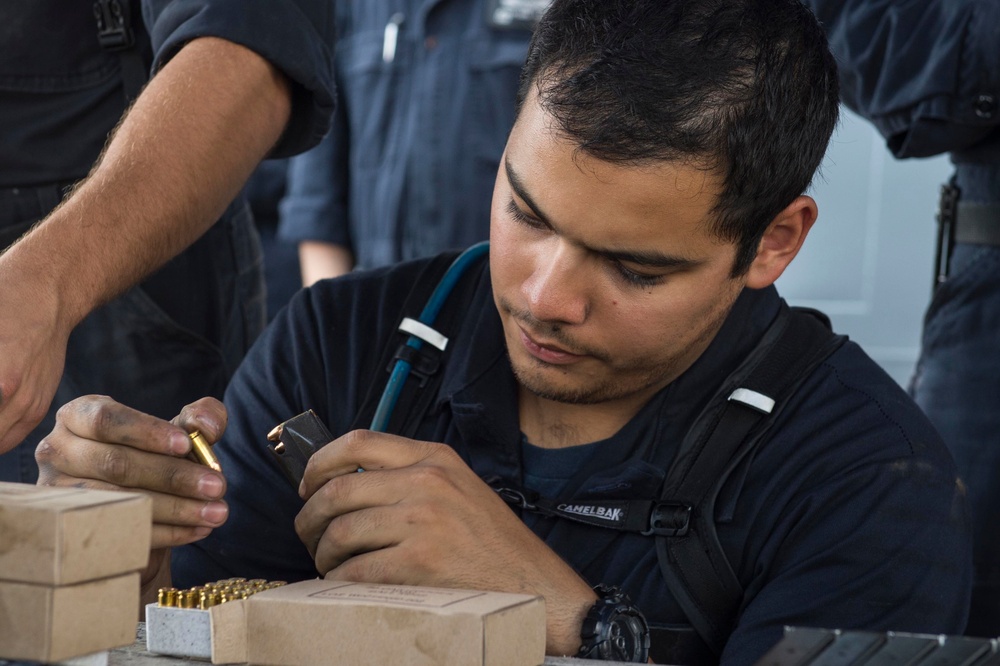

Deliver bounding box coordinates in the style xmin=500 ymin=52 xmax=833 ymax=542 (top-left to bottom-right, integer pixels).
xmin=398 ymin=317 xmax=449 ymax=351
xmin=728 ymin=388 xmax=775 ymax=414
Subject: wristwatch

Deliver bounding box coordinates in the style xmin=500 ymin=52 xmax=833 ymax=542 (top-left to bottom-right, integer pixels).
xmin=577 ymin=584 xmax=650 ymax=662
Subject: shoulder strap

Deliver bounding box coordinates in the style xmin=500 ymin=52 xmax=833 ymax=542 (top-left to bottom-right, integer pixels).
xmin=350 ymin=248 xmax=487 ymax=436
xmin=93 ymin=0 xmax=150 ymax=103
xmin=651 ymin=307 xmax=846 ymax=663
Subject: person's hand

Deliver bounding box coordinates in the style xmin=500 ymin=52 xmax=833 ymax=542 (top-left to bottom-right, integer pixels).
xmin=296 ymin=430 xmax=597 ymax=655
xmin=35 ymin=395 xmax=230 ymax=584
xmin=0 ymin=274 xmax=71 ymax=454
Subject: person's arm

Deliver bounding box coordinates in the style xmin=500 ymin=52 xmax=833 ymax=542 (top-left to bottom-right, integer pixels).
xmin=299 ymin=241 xmax=355 ymax=285
xmin=0 ymin=37 xmax=291 ymax=454
xmin=279 ymin=76 xmax=355 ymax=286
xmin=804 ymin=0 xmax=1000 ymax=157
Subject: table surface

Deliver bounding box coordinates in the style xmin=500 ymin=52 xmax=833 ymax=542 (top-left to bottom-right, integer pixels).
xmin=0 ymin=624 xmax=639 ymax=666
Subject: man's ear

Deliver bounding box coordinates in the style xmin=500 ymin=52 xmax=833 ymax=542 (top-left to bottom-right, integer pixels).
xmin=745 ymin=195 xmax=818 ymax=289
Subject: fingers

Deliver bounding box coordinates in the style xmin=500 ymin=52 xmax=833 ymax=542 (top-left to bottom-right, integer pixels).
xmin=35 ymin=395 xmax=230 ymax=551
xmin=324 ymin=547 xmax=404 ymax=585
xmin=311 ymin=506 xmax=399 ymax=575
xmin=133 ymin=488 xmax=227 ymax=550
xmin=55 ymin=395 xmax=192 ymax=456
xmin=37 ymin=432 xmax=225 ymax=500
xmin=296 ymin=464 xmax=457 ymax=556
xmin=171 ymin=397 xmax=228 ymax=444
xmin=295 ymin=468 xmax=398 ymax=557
xmin=300 ymin=429 xmax=444 ymax=499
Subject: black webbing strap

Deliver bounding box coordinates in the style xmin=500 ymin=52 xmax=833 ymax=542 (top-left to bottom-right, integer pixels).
xmin=652 ymin=307 xmax=846 ymax=662
xmin=491 ymin=486 xmax=693 ymax=536
xmin=93 ymin=0 xmax=148 ymax=103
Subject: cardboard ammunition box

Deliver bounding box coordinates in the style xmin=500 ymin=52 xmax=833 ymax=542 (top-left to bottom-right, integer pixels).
xmin=145 ymin=599 xmax=249 ymax=664
xmin=0 ymin=572 xmax=139 ymax=662
xmin=0 ymin=482 xmax=151 ymax=585
xmin=246 ymin=580 xmax=546 ymax=666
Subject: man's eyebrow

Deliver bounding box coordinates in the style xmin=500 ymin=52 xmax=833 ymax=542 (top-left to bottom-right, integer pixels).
xmin=598 ymin=248 xmax=702 ymax=270
xmin=504 ymin=156 xmax=703 ymax=271
xmin=505 ymin=157 xmax=554 ymax=228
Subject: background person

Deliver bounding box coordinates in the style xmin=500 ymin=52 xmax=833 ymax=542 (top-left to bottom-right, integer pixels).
xmin=804 ymin=0 xmax=1000 ymax=635
xmin=279 ymin=0 xmax=545 ymax=284
xmin=0 ymin=0 xmax=336 ymax=478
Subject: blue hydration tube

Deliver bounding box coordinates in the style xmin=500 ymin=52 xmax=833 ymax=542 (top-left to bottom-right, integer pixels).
xmin=369 ymin=241 xmax=490 ymax=432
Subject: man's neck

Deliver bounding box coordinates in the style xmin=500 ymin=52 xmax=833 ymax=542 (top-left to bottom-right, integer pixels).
xmin=517 ymin=385 xmax=660 ymax=449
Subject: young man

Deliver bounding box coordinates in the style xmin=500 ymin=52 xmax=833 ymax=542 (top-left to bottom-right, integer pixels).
xmin=36 ymin=0 xmax=971 ymax=663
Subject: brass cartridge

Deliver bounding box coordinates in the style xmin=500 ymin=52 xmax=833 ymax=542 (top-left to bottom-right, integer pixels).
xmin=199 ymin=590 xmax=221 ymax=609
xmin=158 ymin=587 xmax=179 ymax=607
xmin=179 ymin=590 xmax=198 ymax=609
xmin=188 ymin=430 xmax=222 ymax=473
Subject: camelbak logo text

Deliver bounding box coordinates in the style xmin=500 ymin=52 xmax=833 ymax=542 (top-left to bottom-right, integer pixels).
xmin=557 ymin=504 xmax=623 ymax=522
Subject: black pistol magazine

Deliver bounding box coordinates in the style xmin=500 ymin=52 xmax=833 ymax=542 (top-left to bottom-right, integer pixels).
xmin=266 ymin=410 xmax=334 ymax=488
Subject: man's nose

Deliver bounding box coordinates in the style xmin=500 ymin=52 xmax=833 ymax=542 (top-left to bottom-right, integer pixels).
xmin=521 ymin=242 xmax=589 ymax=326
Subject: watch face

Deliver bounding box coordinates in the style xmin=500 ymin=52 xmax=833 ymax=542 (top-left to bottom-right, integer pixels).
xmin=604 ymin=613 xmax=649 ymax=662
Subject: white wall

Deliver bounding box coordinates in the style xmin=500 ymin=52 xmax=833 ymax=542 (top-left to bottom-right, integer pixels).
xmin=776 ymin=107 xmax=953 ymax=386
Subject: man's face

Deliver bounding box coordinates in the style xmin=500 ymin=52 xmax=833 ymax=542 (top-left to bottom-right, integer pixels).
xmin=490 ymin=92 xmax=749 ymax=407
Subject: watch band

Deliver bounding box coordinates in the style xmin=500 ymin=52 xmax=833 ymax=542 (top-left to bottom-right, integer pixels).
xmin=578 ymin=584 xmax=650 ymax=662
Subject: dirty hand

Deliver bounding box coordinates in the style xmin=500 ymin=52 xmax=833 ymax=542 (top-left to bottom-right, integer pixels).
xmin=296 ymin=429 xmax=597 ymax=655
xmin=35 ymin=395 xmax=230 ymax=582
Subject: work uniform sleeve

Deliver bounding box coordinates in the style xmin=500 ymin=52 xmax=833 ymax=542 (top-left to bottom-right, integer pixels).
xmin=277 ymin=90 xmax=353 ymax=249
xmin=142 ymin=0 xmax=336 ymax=157
xmin=804 ymin=0 xmax=1000 ymax=158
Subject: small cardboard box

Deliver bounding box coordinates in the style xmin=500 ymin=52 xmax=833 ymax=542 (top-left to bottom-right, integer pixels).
xmin=246 ymin=580 xmax=546 ymax=666
xmin=145 ymin=599 xmax=249 ymax=664
xmin=0 ymin=572 xmax=139 ymax=662
xmin=0 ymin=482 xmax=151 ymax=585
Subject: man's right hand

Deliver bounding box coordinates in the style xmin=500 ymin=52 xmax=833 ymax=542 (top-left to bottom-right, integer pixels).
xmin=35 ymin=395 xmax=230 ymax=583
xmin=0 ymin=261 xmax=73 ymax=455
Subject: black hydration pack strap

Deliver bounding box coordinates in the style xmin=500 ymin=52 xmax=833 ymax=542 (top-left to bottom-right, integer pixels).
xmin=652 ymin=307 xmax=845 ymax=661
xmin=491 ymin=486 xmax=693 ymax=537
xmin=93 ymin=0 xmax=148 ymax=103
xmin=351 ymin=246 xmax=489 ymax=436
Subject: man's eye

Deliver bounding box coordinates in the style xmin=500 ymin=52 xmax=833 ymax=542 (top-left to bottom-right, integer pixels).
xmin=506 ymin=199 xmax=545 ymax=229
xmin=612 ymin=261 xmax=663 ymax=288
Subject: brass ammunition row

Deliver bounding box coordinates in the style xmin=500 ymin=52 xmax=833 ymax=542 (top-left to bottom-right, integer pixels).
xmin=157 ymin=578 xmax=287 ymax=609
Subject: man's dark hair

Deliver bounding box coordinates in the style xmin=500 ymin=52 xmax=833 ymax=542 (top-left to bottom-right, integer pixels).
xmin=517 ymin=0 xmax=840 ymax=276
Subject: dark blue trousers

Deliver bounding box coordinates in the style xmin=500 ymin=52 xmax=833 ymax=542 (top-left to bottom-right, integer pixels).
xmin=911 ymin=242 xmax=1000 ymax=636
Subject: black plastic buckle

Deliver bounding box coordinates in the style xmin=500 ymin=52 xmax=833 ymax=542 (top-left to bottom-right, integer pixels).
xmin=494 ymin=487 xmax=537 ymax=511
xmin=93 ymin=0 xmax=135 ymax=51
xmin=389 ymin=343 xmax=442 ymax=387
xmin=643 ymin=502 xmax=692 ymax=537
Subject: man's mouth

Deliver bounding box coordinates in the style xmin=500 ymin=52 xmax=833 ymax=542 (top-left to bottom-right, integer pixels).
xmin=517 ymin=325 xmax=586 ymax=365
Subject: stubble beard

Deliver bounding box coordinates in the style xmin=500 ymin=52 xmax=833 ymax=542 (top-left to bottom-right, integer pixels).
xmin=506 ymin=351 xmax=679 ymax=406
